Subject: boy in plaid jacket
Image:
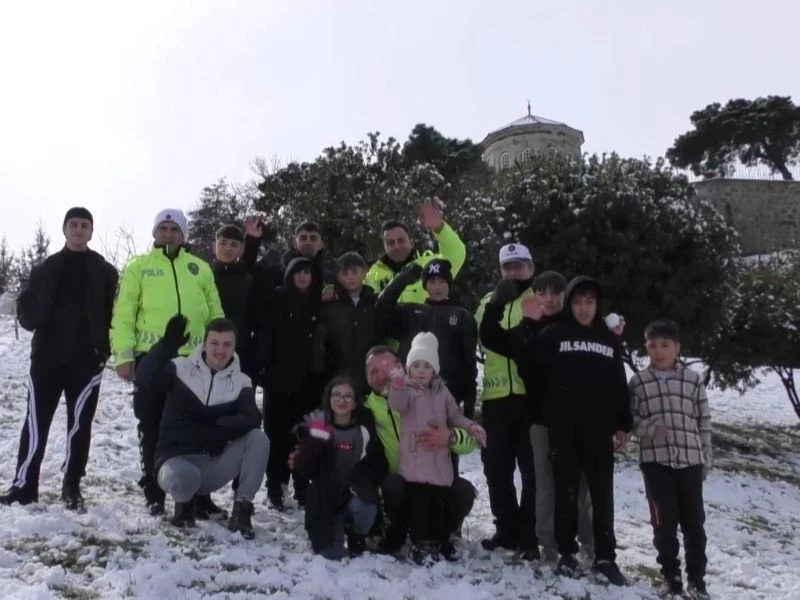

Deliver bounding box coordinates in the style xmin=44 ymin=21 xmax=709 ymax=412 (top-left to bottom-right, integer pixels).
xmin=629 ymin=320 xmax=711 ymax=599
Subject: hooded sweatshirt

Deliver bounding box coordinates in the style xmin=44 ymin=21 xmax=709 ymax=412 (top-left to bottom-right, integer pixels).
xmin=532 ymin=276 xmax=633 ymax=436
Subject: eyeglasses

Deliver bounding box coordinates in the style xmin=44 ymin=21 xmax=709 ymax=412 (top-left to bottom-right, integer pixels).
xmin=331 ymin=392 xmax=355 ymax=402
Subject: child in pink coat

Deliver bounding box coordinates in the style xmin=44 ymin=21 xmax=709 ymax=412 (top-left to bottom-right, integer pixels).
xmin=387 ymin=332 xmax=486 ymax=564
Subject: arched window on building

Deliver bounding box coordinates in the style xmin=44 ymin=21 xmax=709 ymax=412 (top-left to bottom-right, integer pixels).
xmin=521 ymin=147 xmax=533 ymax=162
xmin=500 ymin=152 xmax=511 ymax=169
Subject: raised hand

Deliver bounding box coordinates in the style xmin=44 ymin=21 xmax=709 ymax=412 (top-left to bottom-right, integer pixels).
xmin=522 ymin=295 xmax=544 ymax=321
xmin=243 ymin=215 xmax=264 ymax=238
xmin=418 ymin=198 xmax=444 ymax=232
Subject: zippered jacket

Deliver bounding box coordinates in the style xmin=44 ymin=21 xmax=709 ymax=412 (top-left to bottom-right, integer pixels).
xmin=111 ymin=246 xmax=224 ymax=365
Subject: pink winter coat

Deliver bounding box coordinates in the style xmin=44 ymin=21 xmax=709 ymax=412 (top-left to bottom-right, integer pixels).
xmin=388 ymin=377 xmax=475 ymax=487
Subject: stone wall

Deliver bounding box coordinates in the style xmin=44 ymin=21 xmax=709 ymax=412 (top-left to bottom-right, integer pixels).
xmin=693 ymin=179 xmax=800 ymax=255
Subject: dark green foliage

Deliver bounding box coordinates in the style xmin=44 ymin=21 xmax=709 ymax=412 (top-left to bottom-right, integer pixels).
xmin=667 ymin=96 xmax=800 ymax=180
xmin=186 ymin=178 xmax=251 ymax=262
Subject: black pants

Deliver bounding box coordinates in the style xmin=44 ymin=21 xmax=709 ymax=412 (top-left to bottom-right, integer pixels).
xmin=381 ymin=473 xmax=475 ymax=545
xmin=132 ymin=354 xmax=166 ymax=505
xmin=407 ymin=482 xmax=449 ymax=545
xmin=265 ymin=388 xmax=316 ymax=498
xmin=550 ymin=426 xmax=616 ymax=561
xmin=642 ymin=463 xmax=707 ymax=582
xmin=11 ymin=358 xmax=103 ymax=495
xmin=480 ymin=396 xmax=537 ymax=549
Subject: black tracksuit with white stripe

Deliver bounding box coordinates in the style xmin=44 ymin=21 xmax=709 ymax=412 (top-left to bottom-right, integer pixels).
xmin=10 ymin=247 xmax=118 ymax=499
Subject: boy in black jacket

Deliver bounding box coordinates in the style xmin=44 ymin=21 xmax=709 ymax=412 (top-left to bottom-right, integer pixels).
xmin=316 ymin=252 xmax=380 ymax=397
xmin=212 ymin=224 xmax=258 ymax=381
xmin=257 ymin=256 xmax=324 ymax=511
xmin=533 ymin=276 xmax=632 ymax=585
xmin=376 ymin=258 xmax=478 ymax=417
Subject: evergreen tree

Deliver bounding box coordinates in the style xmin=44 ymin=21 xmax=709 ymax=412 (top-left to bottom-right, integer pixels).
xmin=14 ymin=221 xmax=51 ymax=288
xmin=186 ymin=178 xmax=250 ymax=262
xmin=0 ymin=236 xmax=13 ymax=295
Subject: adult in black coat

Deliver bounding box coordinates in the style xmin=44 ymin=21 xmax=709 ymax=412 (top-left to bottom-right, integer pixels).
xmin=292 ymin=376 xmax=387 ymax=559
xmin=256 ymin=256 xmax=324 ymax=509
xmin=315 ymin=252 xmax=381 ymax=397
xmin=375 ymin=258 xmax=478 ymax=417
xmin=1 ymin=207 xmax=118 ymax=511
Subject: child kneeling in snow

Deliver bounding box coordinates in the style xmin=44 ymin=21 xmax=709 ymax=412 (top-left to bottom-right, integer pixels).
xmin=628 ymin=320 xmax=711 ymax=599
xmin=386 ymin=332 xmax=486 ymax=564
xmin=292 ymin=376 xmax=388 ymax=560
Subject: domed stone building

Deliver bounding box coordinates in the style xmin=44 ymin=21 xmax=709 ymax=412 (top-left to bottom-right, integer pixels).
xmin=481 ymin=104 xmax=584 ymax=170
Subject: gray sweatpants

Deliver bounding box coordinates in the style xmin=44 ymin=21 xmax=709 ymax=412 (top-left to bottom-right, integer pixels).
xmin=530 ymin=424 xmax=594 ymax=552
xmin=157 ymin=429 xmax=270 ymax=503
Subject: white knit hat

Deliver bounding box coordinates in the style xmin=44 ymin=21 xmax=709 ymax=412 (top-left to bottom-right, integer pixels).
xmin=152 ymin=208 xmax=188 ymax=239
xmin=406 ymin=332 xmax=440 ymax=374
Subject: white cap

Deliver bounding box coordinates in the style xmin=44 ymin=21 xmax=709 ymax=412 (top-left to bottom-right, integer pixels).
xmin=499 ymin=243 xmax=533 ymax=265
xmin=406 ymin=332 xmax=440 ymax=375
xmin=152 ymin=209 xmax=188 ymax=239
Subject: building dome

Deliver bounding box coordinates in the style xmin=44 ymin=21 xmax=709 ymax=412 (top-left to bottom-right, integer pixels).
xmin=481 ymin=104 xmax=584 ymax=170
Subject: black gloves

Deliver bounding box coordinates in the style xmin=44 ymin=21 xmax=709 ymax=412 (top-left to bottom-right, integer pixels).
xmin=491 ymin=279 xmax=521 ymax=305
xmin=163 ymin=314 xmax=190 ymax=356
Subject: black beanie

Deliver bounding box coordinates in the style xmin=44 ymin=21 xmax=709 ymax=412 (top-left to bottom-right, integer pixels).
xmin=422 ymin=258 xmax=453 ymax=287
xmin=63 ymin=207 xmax=94 ymax=227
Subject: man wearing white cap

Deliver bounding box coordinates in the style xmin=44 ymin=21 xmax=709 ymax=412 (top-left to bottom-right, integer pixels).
xmin=474 ymin=242 xmax=540 ymax=560
xmin=111 ymin=208 xmax=225 ymax=516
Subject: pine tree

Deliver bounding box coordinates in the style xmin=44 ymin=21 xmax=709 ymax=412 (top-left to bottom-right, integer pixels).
xmin=186 ymin=178 xmax=251 ymax=262
xmin=13 ymin=221 xmax=51 ymax=288
xmin=0 ymin=236 xmax=14 ymax=294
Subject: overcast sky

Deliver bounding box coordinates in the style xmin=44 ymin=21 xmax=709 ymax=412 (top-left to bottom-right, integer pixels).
xmin=1 ymin=0 xmax=796 ymax=256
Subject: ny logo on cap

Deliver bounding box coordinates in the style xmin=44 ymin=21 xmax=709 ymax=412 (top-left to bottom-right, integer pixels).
xmin=165 ymin=214 xmax=172 ymax=220
xmin=508 ymin=244 xmax=516 ymax=252
xmin=428 ymin=264 xmax=441 ymax=274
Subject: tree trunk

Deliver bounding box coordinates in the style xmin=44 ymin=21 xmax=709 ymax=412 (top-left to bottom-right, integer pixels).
xmin=774 ymin=366 xmax=800 ymax=421
xmin=774 ymin=159 xmax=794 ymax=181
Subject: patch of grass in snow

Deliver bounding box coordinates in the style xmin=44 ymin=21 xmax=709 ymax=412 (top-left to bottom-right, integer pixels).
xmin=50 ymin=583 xmax=100 ymax=600
xmin=737 ymin=513 xmax=777 ymax=534
xmin=632 ymin=563 xmax=661 ymax=587
xmin=712 ymin=422 xmax=800 ymax=486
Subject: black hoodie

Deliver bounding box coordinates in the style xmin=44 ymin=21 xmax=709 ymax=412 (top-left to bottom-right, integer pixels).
xmin=532 ymin=276 xmax=633 ymax=436
xmin=212 ymin=261 xmax=257 ymax=376
xmin=256 ymin=257 xmax=323 ymax=394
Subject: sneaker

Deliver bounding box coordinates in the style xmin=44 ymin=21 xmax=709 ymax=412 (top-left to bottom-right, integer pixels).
xmin=267 ymin=491 xmax=286 ymax=512
xmin=170 ymin=499 xmax=197 ymax=528
xmin=347 ymin=534 xmax=366 ymax=558
xmin=659 ymin=574 xmax=683 ymax=597
xmin=480 ymin=532 xmax=517 ymax=551
xmin=0 ymin=487 xmax=37 ymax=506
xmin=686 ymin=579 xmax=710 ymax=599
xmin=556 ymin=555 xmax=582 ymax=578
xmin=61 ymin=481 xmax=86 ymax=513
xmin=228 ymin=500 xmax=255 ymax=540
xmin=441 ymin=540 xmax=461 ymax=562
xmin=195 ymin=494 xmax=228 ymax=520
xmin=592 ymin=560 xmax=628 ymax=586
xmin=519 ymin=545 xmax=541 ymax=562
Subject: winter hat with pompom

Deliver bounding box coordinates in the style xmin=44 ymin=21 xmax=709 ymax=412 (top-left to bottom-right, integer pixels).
xmin=406 ymin=331 xmax=440 ymax=374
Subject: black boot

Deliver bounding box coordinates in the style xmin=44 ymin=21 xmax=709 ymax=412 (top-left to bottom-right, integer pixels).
xmin=480 ymin=531 xmax=517 ymax=551
xmin=0 ymin=487 xmax=37 ymax=506
xmin=195 ymin=494 xmax=229 ymax=520
xmin=228 ymin=500 xmax=255 ymax=540
xmin=170 ymin=498 xmax=197 ymax=528
xmin=347 ymin=534 xmax=366 ymax=557
xmin=267 ymin=488 xmax=287 ymax=512
xmin=659 ymin=573 xmax=683 ymax=596
xmin=591 ymin=560 xmax=628 ymax=586
xmin=62 ymin=481 xmax=86 ymax=513
xmin=556 ymin=554 xmax=582 ymax=578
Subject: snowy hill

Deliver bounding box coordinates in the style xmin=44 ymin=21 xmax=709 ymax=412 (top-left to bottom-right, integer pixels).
xmin=0 ymin=318 xmax=798 ymax=599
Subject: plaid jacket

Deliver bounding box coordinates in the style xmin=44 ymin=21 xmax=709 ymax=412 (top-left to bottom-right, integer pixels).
xmin=629 ymin=365 xmax=712 ymax=469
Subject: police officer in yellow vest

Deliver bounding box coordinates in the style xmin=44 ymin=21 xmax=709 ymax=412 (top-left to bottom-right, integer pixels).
xmin=111 ymin=209 xmax=224 ymax=516
xmin=475 ymin=243 xmax=539 ymax=559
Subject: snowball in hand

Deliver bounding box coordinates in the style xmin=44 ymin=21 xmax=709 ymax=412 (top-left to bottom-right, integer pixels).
xmin=604 ymin=313 xmax=621 ymax=329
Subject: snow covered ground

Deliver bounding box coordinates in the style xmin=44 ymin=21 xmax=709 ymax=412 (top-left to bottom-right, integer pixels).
xmin=0 ymin=317 xmax=798 ymax=599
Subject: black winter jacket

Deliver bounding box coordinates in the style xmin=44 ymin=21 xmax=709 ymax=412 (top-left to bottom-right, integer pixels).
xmin=136 ymin=341 xmax=261 ymax=470
xmin=212 ymin=261 xmax=258 ymax=376
xmin=243 ymin=235 xmax=336 ymax=289
xmin=256 ymin=257 xmax=324 ymax=395
xmin=16 ymin=247 xmax=118 ymax=363
xmin=292 ymin=405 xmax=387 ymax=552
xmin=531 ymin=276 xmax=633 ymax=436
xmin=316 ymin=284 xmax=381 ymax=396
xmin=376 ymin=272 xmax=478 ymax=404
